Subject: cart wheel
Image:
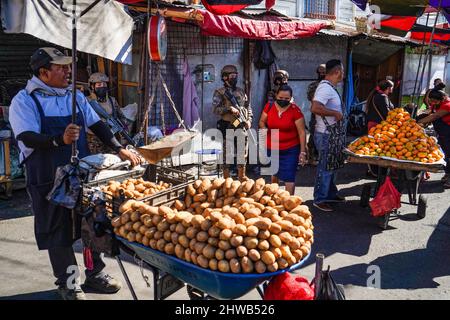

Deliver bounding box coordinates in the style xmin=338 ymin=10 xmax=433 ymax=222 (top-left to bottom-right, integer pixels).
xmin=360 ymin=184 xmax=371 ymax=208
xmin=417 ymin=195 xmax=427 ymax=219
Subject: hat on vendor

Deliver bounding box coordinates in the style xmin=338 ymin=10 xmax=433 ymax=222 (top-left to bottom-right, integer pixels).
xmin=30 ymin=47 xmax=72 ymax=71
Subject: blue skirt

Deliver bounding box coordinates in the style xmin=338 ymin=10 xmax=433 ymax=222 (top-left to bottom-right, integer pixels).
xmin=268 ymin=145 xmax=300 ymax=183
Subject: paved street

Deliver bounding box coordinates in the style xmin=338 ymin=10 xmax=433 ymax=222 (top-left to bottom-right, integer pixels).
xmin=1 ymin=162 xmax=449 ymax=300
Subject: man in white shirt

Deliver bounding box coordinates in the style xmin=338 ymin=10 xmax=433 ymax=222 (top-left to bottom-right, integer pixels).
xmin=311 ymin=59 xmax=346 ymax=212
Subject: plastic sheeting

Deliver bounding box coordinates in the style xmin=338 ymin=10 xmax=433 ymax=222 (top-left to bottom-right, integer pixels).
xmin=402 ymin=54 xmax=446 ymax=95
xmin=0 ymin=0 xmax=134 ymax=64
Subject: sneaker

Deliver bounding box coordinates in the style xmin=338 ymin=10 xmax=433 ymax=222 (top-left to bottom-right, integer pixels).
xmin=84 ymin=273 xmax=122 ymax=294
xmin=57 ymin=285 xmax=87 ymax=300
xmin=443 ymin=178 xmax=450 ymax=189
xmin=326 ymin=195 xmax=346 ymax=203
xmin=313 ymin=203 xmax=333 ymax=212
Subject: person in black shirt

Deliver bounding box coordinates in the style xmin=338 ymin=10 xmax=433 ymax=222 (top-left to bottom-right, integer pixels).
xmin=365 ymin=80 xmax=394 ymax=130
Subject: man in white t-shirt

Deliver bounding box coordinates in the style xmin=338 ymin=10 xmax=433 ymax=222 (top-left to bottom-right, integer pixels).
xmin=311 ymin=59 xmax=345 ymax=212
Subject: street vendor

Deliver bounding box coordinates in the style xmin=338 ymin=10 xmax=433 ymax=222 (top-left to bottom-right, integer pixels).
xmin=423 ymin=79 xmax=446 ymax=110
xmin=213 ymin=65 xmax=253 ymax=181
xmin=8 ymin=48 xmax=140 ymax=300
xmin=365 ymin=80 xmax=395 ymax=130
xmin=87 ymin=72 xmax=131 ymax=154
xmin=418 ymin=89 xmax=450 ymax=188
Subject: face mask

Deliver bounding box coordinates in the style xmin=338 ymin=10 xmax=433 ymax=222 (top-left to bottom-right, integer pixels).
xmin=95 ymin=87 xmax=108 ymax=99
xmin=228 ymin=78 xmax=237 ymax=88
xmin=276 ymin=99 xmax=290 ymax=108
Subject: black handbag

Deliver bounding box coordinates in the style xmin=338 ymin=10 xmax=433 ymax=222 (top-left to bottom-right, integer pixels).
xmin=320 ymin=81 xmax=347 ymax=171
xmin=46 ymin=162 xmax=89 ymax=209
xmin=322 ymin=117 xmax=347 ymax=171
xmin=315 ymin=265 xmax=346 ymax=300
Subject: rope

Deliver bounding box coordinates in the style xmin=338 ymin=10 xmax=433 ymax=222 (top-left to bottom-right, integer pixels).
xmin=159 ymin=68 xmax=188 ymax=130
xmin=159 ymin=70 xmax=166 ymax=134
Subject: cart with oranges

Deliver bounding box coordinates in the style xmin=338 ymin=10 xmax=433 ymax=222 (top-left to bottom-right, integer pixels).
xmin=345 ymin=108 xmax=446 ymax=229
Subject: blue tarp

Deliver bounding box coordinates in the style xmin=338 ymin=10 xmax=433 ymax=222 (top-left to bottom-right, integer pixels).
xmin=346 ymin=51 xmax=355 ymax=113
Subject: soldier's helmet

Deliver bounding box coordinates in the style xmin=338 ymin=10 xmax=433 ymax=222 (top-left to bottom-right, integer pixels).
xmin=221 ymin=65 xmax=238 ymax=77
xmin=274 ymin=69 xmax=289 ymax=81
xmin=89 ymin=72 xmax=109 ymax=84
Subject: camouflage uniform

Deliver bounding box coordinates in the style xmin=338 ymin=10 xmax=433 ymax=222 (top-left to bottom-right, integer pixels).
xmin=87 ymin=94 xmax=128 ymax=154
xmin=213 ymin=87 xmax=253 ymax=170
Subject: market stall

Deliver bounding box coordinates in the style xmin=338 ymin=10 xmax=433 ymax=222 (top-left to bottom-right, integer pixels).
xmin=81 ymin=164 xmax=315 ymax=299
xmin=345 ymin=108 xmax=445 ymax=229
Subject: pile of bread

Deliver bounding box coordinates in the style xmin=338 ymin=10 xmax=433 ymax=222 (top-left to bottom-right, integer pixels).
xmin=112 ymin=177 xmax=313 ymax=274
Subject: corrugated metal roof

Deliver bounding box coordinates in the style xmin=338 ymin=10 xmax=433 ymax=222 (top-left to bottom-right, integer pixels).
xmin=0 ymin=31 xmax=47 ymax=82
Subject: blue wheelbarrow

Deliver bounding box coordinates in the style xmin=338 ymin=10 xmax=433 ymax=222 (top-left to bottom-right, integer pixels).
xmin=115 ymin=236 xmax=311 ymax=300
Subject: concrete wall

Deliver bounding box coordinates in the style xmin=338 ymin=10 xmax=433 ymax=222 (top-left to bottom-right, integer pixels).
xmin=250 ymin=35 xmax=348 ymax=125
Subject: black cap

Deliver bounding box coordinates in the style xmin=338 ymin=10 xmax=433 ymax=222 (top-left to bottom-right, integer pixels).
xmin=326 ymin=59 xmax=343 ymax=73
xmin=30 ymin=47 xmax=72 ymax=72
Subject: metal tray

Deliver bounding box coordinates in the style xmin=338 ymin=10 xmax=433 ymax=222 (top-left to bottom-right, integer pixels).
xmin=83 ymin=164 xmax=195 ymax=214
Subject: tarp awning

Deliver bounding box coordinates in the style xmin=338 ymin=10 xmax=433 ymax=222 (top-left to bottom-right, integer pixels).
xmin=0 ymin=0 xmax=134 ymax=64
xmin=199 ymin=10 xmax=331 ymax=40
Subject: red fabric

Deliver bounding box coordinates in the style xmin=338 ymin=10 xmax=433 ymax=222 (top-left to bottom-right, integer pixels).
xmin=201 ymin=2 xmax=250 ymax=15
xmin=264 ymin=272 xmax=314 ymax=300
xmin=263 ymin=102 xmax=303 ymax=150
xmin=411 ymin=31 xmax=450 ymax=42
xmin=380 ymin=16 xmax=417 ymax=31
xmin=266 ymin=0 xmax=276 ymax=10
xmin=200 ymin=10 xmax=329 ymax=40
xmin=369 ymin=177 xmax=401 ymax=217
xmin=116 ymin=0 xmax=144 ymax=3
xmin=435 ymin=99 xmax=450 ymax=126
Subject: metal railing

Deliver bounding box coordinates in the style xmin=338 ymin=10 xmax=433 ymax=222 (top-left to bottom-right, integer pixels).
xmin=304 ymin=0 xmax=336 ymax=20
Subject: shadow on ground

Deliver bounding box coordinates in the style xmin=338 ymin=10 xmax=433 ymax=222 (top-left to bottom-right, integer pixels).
xmin=330 ymin=207 xmax=450 ymax=290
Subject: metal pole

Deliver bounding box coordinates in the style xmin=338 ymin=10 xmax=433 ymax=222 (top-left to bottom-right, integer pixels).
xmin=414 ymin=5 xmax=442 ymax=117
xmin=411 ymin=13 xmax=430 ymax=105
xmin=116 ymin=256 xmax=138 ymax=300
xmin=71 ymin=0 xmax=77 ymax=160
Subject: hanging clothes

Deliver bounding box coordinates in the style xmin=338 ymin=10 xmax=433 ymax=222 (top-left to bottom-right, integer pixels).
xmin=182 ymin=59 xmax=200 ymax=129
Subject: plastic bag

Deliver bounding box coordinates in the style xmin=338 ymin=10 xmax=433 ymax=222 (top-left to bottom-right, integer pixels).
xmin=46 ymin=163 xmax=88 ymax=209
xmin=264 ymin=272 xmax=314 ymax=300
xmin=369 ymin=176 xmax=401 ymax=217
xmin=315 ymin=266 xmax=346 ymax=300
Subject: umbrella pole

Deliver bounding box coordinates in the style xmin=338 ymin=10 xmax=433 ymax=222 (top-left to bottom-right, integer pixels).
xmin=71 ymin=0 xmax=77 ymax=162
xmin=414 ymin=1 xmax=442 ymax=117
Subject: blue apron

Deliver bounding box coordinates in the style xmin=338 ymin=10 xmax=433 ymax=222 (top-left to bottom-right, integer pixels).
xmin=25 ymin=93 xmax=90 ymax=250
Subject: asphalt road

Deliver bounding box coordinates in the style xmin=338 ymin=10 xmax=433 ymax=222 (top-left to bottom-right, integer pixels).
xmin=1 ymin=162 xmax=449 ymax=300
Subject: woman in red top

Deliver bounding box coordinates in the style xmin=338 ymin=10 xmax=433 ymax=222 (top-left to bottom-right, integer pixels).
xmin=259 ymin=85 xmax=307 ymax=195
xmin=418 ymin=89 xmax=450 ymax=188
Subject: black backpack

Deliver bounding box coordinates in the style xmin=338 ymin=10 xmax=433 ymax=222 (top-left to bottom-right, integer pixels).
xmin=347 ymin=108 xmax=367 ymax=137
xmin=253 ymin=41 xmax=276 ymax=69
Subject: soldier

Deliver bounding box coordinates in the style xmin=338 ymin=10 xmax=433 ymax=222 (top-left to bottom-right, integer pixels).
xmin=213 ymin=65 xmax=253 ymax=181
xmin=87 ymin=72 xmax=130 ymax=154
xmin=267 ymin=69 xmax=289 ymax=104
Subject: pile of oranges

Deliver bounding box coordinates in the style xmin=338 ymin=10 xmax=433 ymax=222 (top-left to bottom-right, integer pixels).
xmin=348 ymin=108 xmax=444 ymax=163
